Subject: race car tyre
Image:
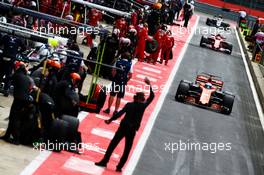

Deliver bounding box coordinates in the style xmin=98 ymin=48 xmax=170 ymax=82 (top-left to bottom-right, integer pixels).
xmin=221 ymin=94 xmax=235 ymax=115
xmin=48 ymin=119 xmax=70 ymax=152
xmin=227 ymin=44 xmax=233 ymax=54
xmin=175 ymin=81 xmax=190 ymax=102
xmin=145 ymin=39 xmax=158 ymax=54
xmin=61 ymin=115 xmax=79 ymax=134
xmin=221 ymin=22 xmax=230 ymax=30
xmin=206 ymin=18 xmax=211 ymax=26
xmin=200 ymin=36 xmax=206 ymax=47
xmin=61 ymin=115 xmax=81 ymax=145
xmin=221 ymin=42 xmax=233 ymax=54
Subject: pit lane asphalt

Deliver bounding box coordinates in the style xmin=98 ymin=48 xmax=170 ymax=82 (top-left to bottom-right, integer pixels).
xmin=132 ymin=17 xmax=264 ymax=175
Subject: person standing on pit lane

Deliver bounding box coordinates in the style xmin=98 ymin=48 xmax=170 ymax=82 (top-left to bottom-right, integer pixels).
xmin=0 ymin=63 xmax=36 ymax=145
xmin=183 ymin=0 xmax=194 ymax=28
xmin=95 ymin=77 xmax=154 ymax=172
xmin=103 ymin=52 xmax=133 ymax=115
xmin=0 ymin=34 xmax=25 ymax=96
xmin=160 ymin=30 xmax=175 ymax=65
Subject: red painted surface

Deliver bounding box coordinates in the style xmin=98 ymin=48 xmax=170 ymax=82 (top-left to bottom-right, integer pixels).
xmin=197 ymin=0 xmax=264 ymax=17
xmin=32 ymin=16 xmax=198 ymax=175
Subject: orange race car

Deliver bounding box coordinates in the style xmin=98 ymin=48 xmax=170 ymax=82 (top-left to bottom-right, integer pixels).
xmin=200 ymin=34 xmax=233 ymax=54
xmin=175 ymin=73 xmax=235 ymax=115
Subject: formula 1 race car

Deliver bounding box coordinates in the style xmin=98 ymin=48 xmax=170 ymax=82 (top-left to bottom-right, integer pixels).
xmin=206 ymin=15 xmax=230 ymax=30
xmin=175 ymin=73 xmax=235 ymax=115
xmin=200 ymin=34 xmax=233 ymax=54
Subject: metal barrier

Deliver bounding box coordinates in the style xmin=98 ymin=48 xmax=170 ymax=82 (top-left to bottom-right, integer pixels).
xmin=224 ymin=0 xmax=264 ymax=11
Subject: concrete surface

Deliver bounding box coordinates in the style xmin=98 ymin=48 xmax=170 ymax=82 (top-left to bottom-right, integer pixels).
xmin=132 ymin=16 xmax=264 ymax=175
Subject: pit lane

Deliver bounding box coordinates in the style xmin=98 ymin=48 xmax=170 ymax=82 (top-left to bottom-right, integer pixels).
xmin=131 ymin=15 xmax=264 ymax=175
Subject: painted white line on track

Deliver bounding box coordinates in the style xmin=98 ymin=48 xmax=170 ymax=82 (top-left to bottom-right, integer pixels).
xmin=20 ymin=150 xmax=51 ymax=175
xmin=134 ymin=69 xmax=163 ymax=79
xmin=91 ymin=147 xmax=120 ymax=159
xmin=124 ymin=16 xmax=200 ymax=175
xmin=95 ymin=114 xmax=120 ymax=124
xmin=136 ymin=74 xmax=157 ymax=82
xmin=235 ymin=28 xmax=264 ymax=130
xmin=78 ymin=111 xmax=89 ymax=122
xmin=142 ymin=66 xmax=162 ymax=74
xmin=141 ymin=62 xmax=167 ymax=71
xmin=20 ymin=111 xmax=90 ymax=175
xmin=130 ymin=78 xmax=145 ymax=85
xmin=91 ymin=128 xmax=115 ymax=140
xmin=63 ymin=157 xmax=104 ymax=175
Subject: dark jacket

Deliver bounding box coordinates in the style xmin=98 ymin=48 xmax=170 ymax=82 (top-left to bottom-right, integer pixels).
xmin=12 ymin=69 xmax=34 ymax=103
xmin=110 ymin=87 xmax=154 ymax=131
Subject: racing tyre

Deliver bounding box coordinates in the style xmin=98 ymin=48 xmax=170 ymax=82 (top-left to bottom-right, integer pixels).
xmin=200 ymin=36 xmax=206 ymax=47
xmin=221 ymin=23 xmax=230 ymax=30
xmin=225 ymin=43 xmax=233 ymax=55
xmin=221 ymin=94 xmax=235 ymax=115
xmin=175 ymin=81 xmax=190 ymax=102
xmin=48 ymin=119 xmax=70 ymax=152
xmin=206 ymin=18 xmax=211 ymax=26
xmin=145 ymin=39 xmax=158 ymax=54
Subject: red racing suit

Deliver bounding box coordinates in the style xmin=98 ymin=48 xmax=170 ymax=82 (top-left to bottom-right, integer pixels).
xmin=115 ymin=18 xmax=128 ymax=37
xmin=135 ymin=25 xmax=148 ymax=62
xmin=161 ymin=34 xmax=174 ymax=64
xmin=84 ymin=8 xmax=102 ymax=47
xmin=131 ymin=12 xmax=138 ymax=26
xmin=150 ymin=29 xmax=165 ymax=64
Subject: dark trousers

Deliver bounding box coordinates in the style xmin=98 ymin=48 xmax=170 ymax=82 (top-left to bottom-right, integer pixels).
xmin=101 ymin=126 xmax=136 ymax=169
xmin=4 ymin=99 xmax=27 ymax=142
xmin=0 ymin=60 xmax=13 ymax=91
xmin=184 ymin=15 xmax=191 ymax=27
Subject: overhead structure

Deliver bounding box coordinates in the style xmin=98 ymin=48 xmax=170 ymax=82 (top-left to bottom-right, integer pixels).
xmin=0 ymin=21 xmax=67 ymax=45
xmin=0 ymin=2 xmax=100 ymax=34
xmin=71 ymin=0 xmax=131 ymax=18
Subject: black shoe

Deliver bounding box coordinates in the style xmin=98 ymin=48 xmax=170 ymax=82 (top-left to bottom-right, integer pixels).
xmin=95 ymin=161 xmax=107 ymax=167
xmin=113 ymin=111 xmax=118 ymax=116
xmin=3 ymin=90 xmax=9 ymax=97
xmin=103 ymin=108 xmax=110 ymax=114
xmin=116 ymin=167 xmax=122 ymax=172
xmin=0 ymin=135 xmax=8 ymax=141
xmin=4 ymin=137 xmax=20 ymax=145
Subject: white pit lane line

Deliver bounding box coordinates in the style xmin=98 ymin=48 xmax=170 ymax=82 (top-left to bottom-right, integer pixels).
xmin=124 ymin=16 xmax=200 ymax=175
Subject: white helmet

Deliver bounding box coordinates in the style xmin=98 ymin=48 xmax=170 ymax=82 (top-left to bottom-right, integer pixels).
xmin=0 ymin=16 xmax=7 ymax=23
xmin=65 ymin=15 xmax=74 ymax=21
xmin=120 ymin=37 xmax=131 ymax=46
xmin=112 ymin=28 xmax=120 ymax=36
xmin=205 ymin=82 xmax=212 ymax=89
xmin=129 ymin=28 xmax=137 ymax=35
xmin=30 ymin=1 xmax=37 ymax=7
